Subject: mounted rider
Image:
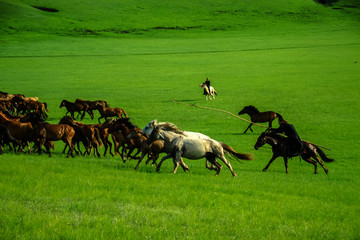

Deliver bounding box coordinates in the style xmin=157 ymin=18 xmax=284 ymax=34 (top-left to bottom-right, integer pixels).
xmin=269 ymin=114 xmax=306 ymax=157
xmin=202 ymin=77 xmax=211 ymax=95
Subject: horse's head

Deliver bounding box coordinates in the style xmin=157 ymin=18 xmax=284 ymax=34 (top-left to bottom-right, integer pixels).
xmin=95 ymin=101 xmax=105 ymax=109
xmin=239 ymin=105 xmax=258 ymax=115
xmin=254 ymin=132 xmax=269 ymax=150
xmin=146 ymin=125 xmax=163 ymax=145
xmin=59 ymin=100 xmax=65 ymax=108
xmin=238 ymin=106 xmax=248 ymax=115
xmin=200 ymin=83 xmax=205 ymax=88
xmin=142 ymin=119 xmax=158 ymax=136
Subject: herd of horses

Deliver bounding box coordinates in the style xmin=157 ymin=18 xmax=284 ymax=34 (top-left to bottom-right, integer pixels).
xmin=0 ymin=90 xmax=334 ymax=176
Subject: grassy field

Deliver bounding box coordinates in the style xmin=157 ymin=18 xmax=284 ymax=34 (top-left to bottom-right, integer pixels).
xmin=1 ymin=0 xmax=360 ymax=239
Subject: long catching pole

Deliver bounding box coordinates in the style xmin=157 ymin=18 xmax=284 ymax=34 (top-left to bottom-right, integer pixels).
xmin=171 ymin=100 xmax=331 ymax=150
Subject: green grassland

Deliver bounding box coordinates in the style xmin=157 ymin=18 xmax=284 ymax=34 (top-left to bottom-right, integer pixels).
xmin=0 ymin=0 xmax=360 ymax=239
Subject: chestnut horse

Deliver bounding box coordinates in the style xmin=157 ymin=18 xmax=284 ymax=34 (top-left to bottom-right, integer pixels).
xmin=238 ymin=105 xmax=278 ymax=133
xmin=59 ymin=116 xmax=102 ymax=157
xmin=0 ymin=111 xmax=46 ymax=154
xmin=95 ymin=102 xmax=128 ymax=123
xmin=254 ymin=131 xmax=334 ymax=174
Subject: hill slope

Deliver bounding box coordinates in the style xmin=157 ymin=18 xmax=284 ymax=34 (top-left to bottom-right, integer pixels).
xmin=0 ymin=0 xmax=358 ymax=36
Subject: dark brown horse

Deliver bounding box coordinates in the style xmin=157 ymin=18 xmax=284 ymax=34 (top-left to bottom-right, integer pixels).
xmin=95 ymin=102 xmax=128 ymax=123
xmin=60 ymin=100 xmax=88 ymax=120
xmin=238 ymin=105 xmax=278 ymax=133
xmin=75 ymin=99 xmax=109 ymax=120
xmin=254 ymin=131 xmax=334 ymax=174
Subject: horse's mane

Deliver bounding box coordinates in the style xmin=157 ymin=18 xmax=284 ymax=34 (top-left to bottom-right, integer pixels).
xmin=246 ymin=105 xmax=260 ymax=113
xmin=151 ymin=119 xmax=184 ymax=135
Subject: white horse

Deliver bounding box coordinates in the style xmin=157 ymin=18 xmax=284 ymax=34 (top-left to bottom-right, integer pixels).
xmin=143 ymin=119 xmax=211 ymax=140
xmin=147 ymin=126 xmax=252 ymax=177
xmin=200 ymin=83 xmax=217 ymax=101
xmin=143 ymin=120 xmax=218 ymax=171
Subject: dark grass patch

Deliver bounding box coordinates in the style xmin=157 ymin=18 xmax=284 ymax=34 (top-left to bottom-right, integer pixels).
xmin=32 ymin=6 xmax=59 ymax=13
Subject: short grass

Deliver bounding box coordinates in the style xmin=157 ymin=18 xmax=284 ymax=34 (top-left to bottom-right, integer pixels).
xmin=0 ymin=0 xmax=360 ymax=239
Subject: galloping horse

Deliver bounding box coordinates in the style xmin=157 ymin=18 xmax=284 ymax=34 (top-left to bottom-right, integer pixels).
xmin=254 ymin=131 xmax=334 ymax=174
xmin=238 ymin=105 xmax=278 ymax=133
xmin=200 ymin=83 xmax=217 ymax=101
xmin=147 ymin=125 xmax=253 ymax=176
xmin=60 ymin=100 xmax=88 ymax=120
xmin=95 ymin=102 xmax=128 ymax=123
xmin=143 ymin=119 xmax=218 ymax=171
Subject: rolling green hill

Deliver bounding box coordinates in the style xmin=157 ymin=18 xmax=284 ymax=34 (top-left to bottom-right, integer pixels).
xmin=0 ymin=0 xmax=359 ymax=37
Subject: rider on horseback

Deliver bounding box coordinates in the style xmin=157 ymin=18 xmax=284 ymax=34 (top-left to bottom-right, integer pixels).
xmin=269 ymin=114 xmax=305 ymax=157
xmin=203 ymin=77 xmax=211 ymax=95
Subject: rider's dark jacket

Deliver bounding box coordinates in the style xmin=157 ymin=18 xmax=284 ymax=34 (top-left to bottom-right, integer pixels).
xmin=203 ymin=79 xmax=211 ymax=95
xmin=270 ymin=122 xmax=305 ymax=157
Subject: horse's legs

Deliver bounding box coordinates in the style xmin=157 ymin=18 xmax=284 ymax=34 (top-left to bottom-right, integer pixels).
xmin=307 ymin=148 xmax=329 ymax=174
xmin=205 ymin=160 xmax=218 ymax=171
xmin=314 ymin=155 xmax=329 ymax=174
xmin=301 ymin=154 xmax=318 ymax=174
xmin=103 ymin=138 xmax=113 ymax=157
xmin=179 ymin=157 xmax=189 ymax=172
xmin=268 ymin=120 xmax=273 ymax=129
xmin=156 ymin=153 xmax=172 ymax=172
xmin=206 ymin=155 xmax=221 ymax=175
xmin=64 ymin=138 xmax=74 ymax=158
xmin=98 ymin=116 xmax=103 ymax=124
xmin=172 ymin=150 xmax=183 ymax=174
xmin=244 ymin=123 xmax=253 ymax=133
xmin=62 ymin=144 xmax=68 ymax=153
xmin=284 ymin=157 xmax=289 ymax=173
xmin=263 ymin=154 xmax=278 ymax=172
xmin=217 ymin=154 xmax=237 ymax=177
xmin=92 ymin=142 xmax=101 ymax=157
xmin=134 ymin=152 xmax=147 ymax=170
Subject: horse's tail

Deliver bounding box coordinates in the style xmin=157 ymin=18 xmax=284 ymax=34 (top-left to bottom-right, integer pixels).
xmin=314 ymin=145 xmax=334 ymax=162
xmin=220 ymin=142 xmax=253 ymax=161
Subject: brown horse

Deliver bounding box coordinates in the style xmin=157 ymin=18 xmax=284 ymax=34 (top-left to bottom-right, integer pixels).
xmin=238 ymin=105 xmax=278 ymax=133
xmin=95 ymin=102 xmax=128 ymax=123
xmin=0 ymin=111 xmax=46 ymax=154
xmin=102 ymin=118 xmax=140 ymax=161
xmin=59 ymin=116 xmax=103 ymax=157
xmin=146 ymin=140 xmax=165 ymax=166
xmin=42 ymin=122 xmax=76 ymax=157
xmin=127 ymin=128 xmax=155 ymax=170
xmin=75 ymin=99 xmax=109 ymax=120
xmin=254 ymin=131 xmax=334 ymax=174
xmin=60 ymin=100 xmax=88 ymax=120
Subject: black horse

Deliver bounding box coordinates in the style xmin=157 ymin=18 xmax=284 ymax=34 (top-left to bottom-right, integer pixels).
xmin=254 ymin=131 xmax=334 ymax=174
